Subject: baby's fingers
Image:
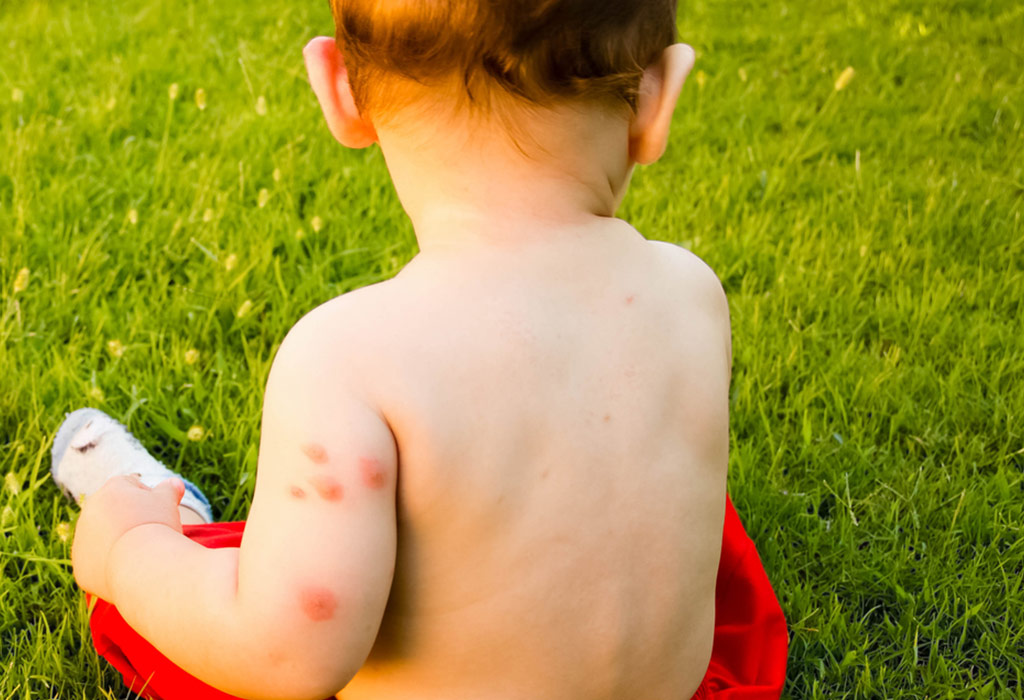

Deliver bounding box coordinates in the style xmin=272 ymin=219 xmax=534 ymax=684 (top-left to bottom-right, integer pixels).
xmin=152 ymin=477 xmax=186 ymax=506
xmin=121 ymin=473 xmax=148 ymax=489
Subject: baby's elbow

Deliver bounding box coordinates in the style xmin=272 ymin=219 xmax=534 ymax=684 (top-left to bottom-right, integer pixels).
xmin=288 ymin=650 xmax=362 ymax=700
xmin=215 ymin=617 xmax=364 ymax=700
xmin=251 ymin=631 xmax=364 ymax=700
xmin=270 ymin=671 xmax=356 ymax=700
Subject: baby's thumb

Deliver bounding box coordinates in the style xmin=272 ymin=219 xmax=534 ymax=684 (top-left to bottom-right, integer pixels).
xmin=154 ymin=477 xmax=186 ymax=506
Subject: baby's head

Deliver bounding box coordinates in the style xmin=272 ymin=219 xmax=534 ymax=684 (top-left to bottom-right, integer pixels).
xmin=305 ymin=0 xmax=694 ymax=167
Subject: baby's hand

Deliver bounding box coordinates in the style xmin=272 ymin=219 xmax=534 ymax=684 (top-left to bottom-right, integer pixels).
xmin=71 ymin=475 xmax=186 ymax=602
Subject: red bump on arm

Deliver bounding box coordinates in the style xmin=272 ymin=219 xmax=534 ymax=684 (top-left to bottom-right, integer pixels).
xmin=358 ymin=457 xmax=388 ymax=490
xmin=301 ymin=443 xmax=329 ymax=464
xmin=308 ymin=474 xmax=344 ymax=501
xmin=289 ymin=485 xmax=306 ymax=499
xmin=299 ymin=586 xmax=338 ymax=622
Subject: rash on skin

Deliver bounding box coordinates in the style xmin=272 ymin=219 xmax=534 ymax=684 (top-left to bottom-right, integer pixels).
xmin=301 ymin=443 xmax=329 ymax=464
xmin=299 ymin=587 xmax=338 ymax=622
xmin=289 ymin=485 xmax=306 ymax=499
xmin=308 ymin=474 xmax=344 ymax=501
xmin=358 ymin=457 xmax=388 ymax=490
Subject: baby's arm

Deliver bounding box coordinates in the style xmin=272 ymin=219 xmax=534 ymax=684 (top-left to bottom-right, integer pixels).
xmin=93 ymin=300 xmax=397 ymax=700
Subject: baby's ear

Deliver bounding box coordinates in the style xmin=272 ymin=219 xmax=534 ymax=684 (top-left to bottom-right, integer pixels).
xmin=628 ymin=43 xmax=696 ymax=165
xmin=303 ymin=37 xmax=378 ymax=149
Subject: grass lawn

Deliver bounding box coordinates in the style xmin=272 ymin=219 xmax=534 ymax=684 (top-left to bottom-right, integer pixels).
xmin=1 ymin=0 xmax=1022 ymax=697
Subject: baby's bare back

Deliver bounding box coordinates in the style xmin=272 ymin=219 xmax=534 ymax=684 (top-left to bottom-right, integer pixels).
xmin=339 ymin=223 xmax=731 ymax=700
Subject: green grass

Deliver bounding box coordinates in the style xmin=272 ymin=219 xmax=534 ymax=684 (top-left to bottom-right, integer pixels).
xmin=1 ymin=0 xmax=1022 ymax=697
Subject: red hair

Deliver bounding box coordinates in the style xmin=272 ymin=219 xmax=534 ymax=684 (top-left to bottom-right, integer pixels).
xmin=329 ymin=0 xmax=677 ymax=131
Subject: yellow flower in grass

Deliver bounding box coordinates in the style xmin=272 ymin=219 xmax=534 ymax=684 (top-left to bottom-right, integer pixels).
xmin=695 ymin=70 xmax=707 ymax=90
xmin=194 ymin=88 xmax=207 ymax=111
xmin=272 ymin=168 xmax=282 ymax=183
xmin=187 ymin=425 xmax=205 ymax=442
xmin=257 ymin=188 xmax=270 ymax=208
xmin=184 ymin=348 xmax=200 ymax=365
xmin=107 ymin=339 xmax=125 ymax=358
xmin=311 ymin=216 xmax=323 ymax=233
xmin=128 ymin=209 xmax=139 ymax=225
xmin=203 ymin=208 xmax=214 ymax=222
xmin=255 ymin=95 xmax=268 ymax=116
xmin=13 ymin=267 xmax=29 ymax=294
xmin=4 ymin=471 xmax=20 ymax=495
xmin=12 ymin=88 xmax=25 ymax=103
xmin=834 ymin=67 xmax=855 ymax=91
xmin=737 ymin=67 xmax=748 ymax=83
xmin=56 ymin=522 xmax=72 ymax=543
xmin=89 ymin=385 xmax=105 ymax=402
xmin=897 ymin=15 xmax=913 ymax=38
xmin=236 ymin=299 xmax=253 ymax=318
xmin=168 ymin=83 xmax=180 ymax=101
xmin=295 ymin=228 xmax=305 ymax=241
xmin=224 ymin=253 xmax=238 ymax=272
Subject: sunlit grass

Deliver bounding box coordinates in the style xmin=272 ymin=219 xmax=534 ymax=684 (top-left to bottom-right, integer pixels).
xmin=2 ymin=0 xmax=1022 ymax=697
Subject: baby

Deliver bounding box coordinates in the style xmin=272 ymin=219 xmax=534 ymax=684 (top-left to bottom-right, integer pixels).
xmin=56 ymin=2 xmax=788 ymax=699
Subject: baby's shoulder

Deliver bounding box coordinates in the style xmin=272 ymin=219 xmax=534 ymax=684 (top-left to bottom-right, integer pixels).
xmin=644 ymin=239 xmax=729 ymax=324
xmin=281 ymin=281 xmax=384 ymax=344
xmin=268 ymin=280 xmax=397 ymax=400
xmin=646 ymin=239 xmax=723 ymax=291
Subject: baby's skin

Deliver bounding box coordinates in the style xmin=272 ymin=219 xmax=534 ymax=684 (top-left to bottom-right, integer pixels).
xmin=71 ymin=36 xmax=727 ymax=700
xmin=338 ymin=227 xmax=732 ymax=700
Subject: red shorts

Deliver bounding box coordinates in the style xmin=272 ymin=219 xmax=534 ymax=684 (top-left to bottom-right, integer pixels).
xmin=88 ymin=496 xmax=787 ymax=700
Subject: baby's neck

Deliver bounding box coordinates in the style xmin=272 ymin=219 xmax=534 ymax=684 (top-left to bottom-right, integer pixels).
xmin=374 ymin=104 xmax=635 ymax=255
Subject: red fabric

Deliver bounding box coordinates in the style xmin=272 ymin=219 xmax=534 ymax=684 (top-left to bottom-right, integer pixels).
xmin=690 ymin=496 xmax=789 ymax=699
xmin=87 ymin=497 xmax=787 ymax=700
